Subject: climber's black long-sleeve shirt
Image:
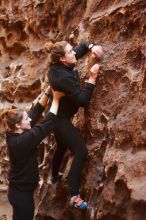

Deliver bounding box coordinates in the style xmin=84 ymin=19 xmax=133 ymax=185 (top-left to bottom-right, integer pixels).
xmin=6 ymin=103 xmax=56 ymax=191
xmin=48 ymin=41 xmax=95 ymax=118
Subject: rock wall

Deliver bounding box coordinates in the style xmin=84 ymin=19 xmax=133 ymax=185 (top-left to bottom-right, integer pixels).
xmin=0 ymin=0 xmax=146 ymax=219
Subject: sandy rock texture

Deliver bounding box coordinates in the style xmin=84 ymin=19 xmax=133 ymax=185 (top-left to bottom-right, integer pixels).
xmin=0 ymin=0 xmax=146 ymax=219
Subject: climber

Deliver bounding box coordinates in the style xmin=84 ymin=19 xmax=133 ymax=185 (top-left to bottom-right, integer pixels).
xmin=46 ymin=40 xmax=104 ymax=209
xmin=1 ymin=86 xmax=64 ymax=220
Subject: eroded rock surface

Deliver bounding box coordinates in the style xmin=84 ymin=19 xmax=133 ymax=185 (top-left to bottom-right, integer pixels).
xmin=0 ymin=0 xmax=146 ymax=219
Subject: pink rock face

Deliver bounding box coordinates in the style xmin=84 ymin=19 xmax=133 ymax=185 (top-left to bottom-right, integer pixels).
xmin=0 ymin=0 xmax=146 ymax=219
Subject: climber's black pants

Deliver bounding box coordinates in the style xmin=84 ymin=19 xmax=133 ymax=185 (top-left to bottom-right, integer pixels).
xmin=8 ymin=187 xmax=35 ymax=220
xmin=52 ymin=118 xmax=88 ymax=196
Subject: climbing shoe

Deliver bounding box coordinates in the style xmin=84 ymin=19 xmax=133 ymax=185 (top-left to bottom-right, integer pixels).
xmin=67 ymin=195 xmax=87 ymax=210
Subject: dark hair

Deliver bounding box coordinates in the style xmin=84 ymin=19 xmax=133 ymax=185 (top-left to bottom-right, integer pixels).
xmin=1 ymin=109 xmax=24 ymax=132
xmin=45 ymin=41 xmax=68 ymax=64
